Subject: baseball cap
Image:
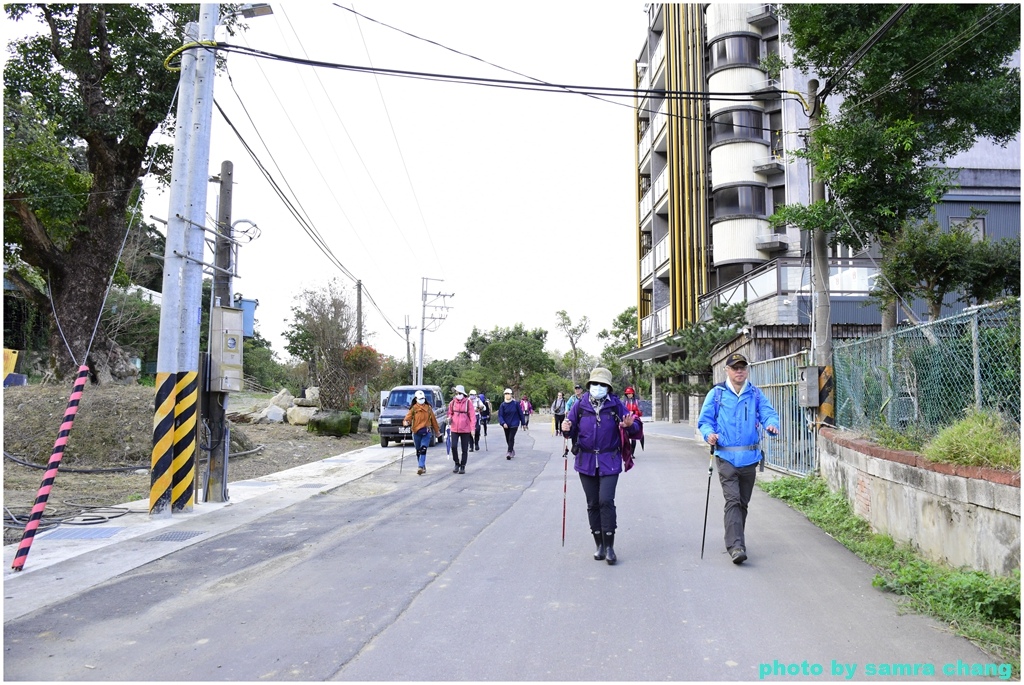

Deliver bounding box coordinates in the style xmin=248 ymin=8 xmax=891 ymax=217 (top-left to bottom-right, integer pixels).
xmin=725 ymin=353 xmax=748 ymax=367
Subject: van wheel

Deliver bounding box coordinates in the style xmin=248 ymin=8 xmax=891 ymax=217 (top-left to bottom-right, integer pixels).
xmin=380 ymin=436 xmax=389 ymax=448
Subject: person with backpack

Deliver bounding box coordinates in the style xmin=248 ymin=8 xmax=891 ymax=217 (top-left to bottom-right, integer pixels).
xmin=402 ymin=389 xmax=441 ymax=475
xmin=497 ymin=388 xmax=526 ymax=459
xmin=448 ymin=385 xmax=477 ymax=474
xmin=560 ymin=368 xmax=641 ymax=565
xmin=550 ymin=391 xmax=567 ymax=436
xmin=469 ymin=390 xmax=488 ymax=451
xmin=697 ymin=353 xmax=780 ymax=565
xmin=623 ymin=386 xmax=642 ymax=454
xmin=519 ymin=395 xmax=533 ymax=431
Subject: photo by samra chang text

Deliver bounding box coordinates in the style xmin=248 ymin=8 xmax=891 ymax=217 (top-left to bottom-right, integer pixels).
xmin=759 ymin=659 xmax=1013 ymax=680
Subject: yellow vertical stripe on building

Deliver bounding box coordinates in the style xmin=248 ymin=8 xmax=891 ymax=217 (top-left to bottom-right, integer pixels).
xmin=634 ymin=52 xmax=644 ymax=346
xmin=150 ymin=372 xmax=175 ymax=515
xmin=171 ymin=371 xmax=197 ymax=511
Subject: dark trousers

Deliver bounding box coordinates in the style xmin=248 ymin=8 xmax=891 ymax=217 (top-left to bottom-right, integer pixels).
xmin=578 ymin=472 xmax=619 ymax=533
xmin=553 ymin=413 xmax=565 ymax=434
xmin=717 ymin=457 xmax=757 ymax=552
xmin=474 ymin=417 xmax=488 ymax=445
xmin=452 ymin=432 xmax=472 ymax=466
xmin=503 ymin=425 xmax=519 ymax=451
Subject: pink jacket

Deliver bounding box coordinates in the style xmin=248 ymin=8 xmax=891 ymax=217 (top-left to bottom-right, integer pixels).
xmin=448 ymin=396 xmax=477 ymax=433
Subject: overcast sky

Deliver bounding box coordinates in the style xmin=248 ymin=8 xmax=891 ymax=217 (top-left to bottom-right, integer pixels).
xmin=134 ymin=1 xmax=651 ymax=366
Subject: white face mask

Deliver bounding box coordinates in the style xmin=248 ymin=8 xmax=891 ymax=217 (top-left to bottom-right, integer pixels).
xmin=456 ymin=393 xmax=464 ymax=399
xmin=589 ymin=384 xmax=608 ymax=400
xmin=416 ymin=397 xmax=426 ymax=404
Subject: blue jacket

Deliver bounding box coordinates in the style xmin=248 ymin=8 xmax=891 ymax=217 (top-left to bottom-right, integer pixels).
xmin=565 ymin=393 xmax=639 ymax=477
xmin=697 ymin=381 xmax=780 ymax=467
xmin=497 ymin=399 xmax=525 ymax=427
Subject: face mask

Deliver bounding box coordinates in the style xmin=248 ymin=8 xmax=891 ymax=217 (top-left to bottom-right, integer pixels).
xmin=456 ymin=393 xmax=464 ymax=399
xmin=589 ymin=384 xmax=608 ymax=400
xmin=416 ymin=398 xmax=426 ymax=404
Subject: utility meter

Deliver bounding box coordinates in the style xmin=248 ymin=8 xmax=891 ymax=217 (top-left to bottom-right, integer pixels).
xmin=798 ymin=366 xmax=820 ymax=407
xmin=210 ymin=306 xmax=244 ymax=392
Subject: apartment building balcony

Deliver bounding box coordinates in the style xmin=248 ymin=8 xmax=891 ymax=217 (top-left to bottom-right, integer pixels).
xmin=747 ymin=4 xmax=778 ymax=28
xmin=750 ymin=78 xmax=781 ymax=98
xmin=640 ymin=235 xmax=670 ymax=281
xmin=639 ymin=187 xmax=653 ymax=220
xmin=640 ymin=305 xmax=671 ymax=345
xmin=755 ymin=232 xmax=789 ymax=251
xmin=638 ymin=127 xmax=652 ymax=163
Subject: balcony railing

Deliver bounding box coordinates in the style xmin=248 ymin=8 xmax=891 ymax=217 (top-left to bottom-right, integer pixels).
xmin=755 ymin=233 xmax=789 ymax=251
xmin=641 ymin=306 xmax=671 ymax=343
xmin=638 ymin=126 xmax=652 ymax=160
xmin=652 ymin=168 xmax=668 ymax=202
xmin=652 ymin=100 xmax=668 ymax=138
xmin=753 ymin=155 xmax=785 ymax=174
xmin=747 ymin=4 xmax=778 ymax=27
xmin=639 ymin=188 xmax=653 ymax=219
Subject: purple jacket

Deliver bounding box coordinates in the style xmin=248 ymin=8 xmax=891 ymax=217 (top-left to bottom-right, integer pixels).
xmin=564 ymin=393 xmax=639 ymax=476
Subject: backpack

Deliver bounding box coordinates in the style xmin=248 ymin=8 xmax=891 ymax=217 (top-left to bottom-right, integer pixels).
xmin=711 ymin=382 xmax=766 ymax=472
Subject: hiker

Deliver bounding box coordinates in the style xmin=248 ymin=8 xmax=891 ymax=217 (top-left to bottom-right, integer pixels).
xmin=561 ymin=368 xmax=640 ymax=565
xmin=448 ymin=385 xmax=476 ymax=474
xmin=498 ymin=388 xmax=526 ymax=459
xmin=520 ymin=395 xmax=533 ymax=431
xmin=550 ymin=391 xmax=567 ymax=436
xmin=623 ymin=386 xmax=642 ymax=453
xmin=469 ymin=390 xmax=487 ymax=450
xmin=697 ymin=353 xmax=780 ymax=565
xmin=564 ymin=384 xmax=583 ymax=450
xmin=402 ymin=390 xmax=441 ymax=475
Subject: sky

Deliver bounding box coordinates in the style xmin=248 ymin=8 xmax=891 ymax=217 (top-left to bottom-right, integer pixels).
xmin=139 ymin=1 xmax=651 ymax=367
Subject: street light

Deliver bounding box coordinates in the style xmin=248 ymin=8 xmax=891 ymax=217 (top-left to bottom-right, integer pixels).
xmin=238 ymin=3 xmax=273 ymax=18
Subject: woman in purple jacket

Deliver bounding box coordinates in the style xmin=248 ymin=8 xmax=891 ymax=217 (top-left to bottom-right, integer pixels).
xmin=561 ymin=367 xmax=639 ymax=565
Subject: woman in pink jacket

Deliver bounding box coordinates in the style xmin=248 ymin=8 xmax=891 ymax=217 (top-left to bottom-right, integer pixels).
xmin=448 ymin=385 xmax=477 ymax=474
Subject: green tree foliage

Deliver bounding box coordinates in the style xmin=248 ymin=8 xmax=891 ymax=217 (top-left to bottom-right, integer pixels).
xmin=478 ymin=334 xmax=553 ymax=396
xmin=875 ymin=217 xmax=1021 ymax=320
xmin=242 ymin=331 xmax=293 ymax=393
xmin=3 ymin=4 xmax=240 ymax=381
xmin=775 ymin=4 xmax=1021 ymax=293
xmin=597 ymin=306 xmax=645 ymax=394
xmin=283 ymin=279 xmax=355 ymax=410
xmin=554 ymin=309 xmax=589 ymax=384
xmin=649 ymin=303 xmax=747 ymax=396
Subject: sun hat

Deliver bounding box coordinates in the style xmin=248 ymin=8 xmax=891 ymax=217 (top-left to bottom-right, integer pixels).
xmin=587 ymin=367 xmax=614 ymax=390
xmin=725 ymin=353 xmax=748 ymax=368
xmin=469 ymin=389 xmax=477 ymax=395
xmin=453 ymin=384 xmax=467 ymax=395
xmin=503 ymin=388 xmax=513 ymax=395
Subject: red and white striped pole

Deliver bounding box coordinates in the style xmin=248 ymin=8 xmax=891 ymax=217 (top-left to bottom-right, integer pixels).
xmin=11 ymin=365 xmax=90 ymax=571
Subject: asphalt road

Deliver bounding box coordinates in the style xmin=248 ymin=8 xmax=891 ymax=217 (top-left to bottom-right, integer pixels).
xmin=3 ymin=424 xmax=997 ymax=681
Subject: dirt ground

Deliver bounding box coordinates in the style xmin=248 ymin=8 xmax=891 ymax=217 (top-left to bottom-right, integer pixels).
xmin=3 ymin=383 xmax=375 ymax=545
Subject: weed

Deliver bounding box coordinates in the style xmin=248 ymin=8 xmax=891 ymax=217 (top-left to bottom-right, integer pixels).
xmin=922 ymin=409 xmax=1021 ymax=470
xmin=760 ymin=476 xmax=1020 ymax=674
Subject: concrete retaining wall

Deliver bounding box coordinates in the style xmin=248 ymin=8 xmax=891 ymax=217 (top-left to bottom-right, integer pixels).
xmin=818 ymin=428 xmax=1020 ymax=576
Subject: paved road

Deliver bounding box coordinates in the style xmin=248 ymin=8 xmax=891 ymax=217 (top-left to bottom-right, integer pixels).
xmin=3 ymin=421 xmax=995 ymax=681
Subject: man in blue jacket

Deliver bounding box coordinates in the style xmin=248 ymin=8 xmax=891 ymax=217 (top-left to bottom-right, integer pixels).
xmin=698 ymin=353 xmax=780 ymax=565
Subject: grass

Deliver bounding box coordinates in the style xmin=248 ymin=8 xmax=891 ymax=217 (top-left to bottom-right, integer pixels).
xmin=760 ymin=476 xmax=1020 ymax=675
xmin=922 ymin=410 xmax=1021 ymax=470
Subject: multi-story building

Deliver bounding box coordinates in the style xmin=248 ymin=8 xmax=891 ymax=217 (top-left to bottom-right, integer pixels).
xmin=627 ymin=4 xmax=1020 ymax=422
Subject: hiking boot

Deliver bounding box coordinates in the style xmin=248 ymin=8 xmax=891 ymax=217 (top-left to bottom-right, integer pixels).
xmin=730 ymin=547 xmax=747 ymax=565
xmin=453 ymin=464 xmax=460 ymax=473
xmin=604 ymin=532 xmax=617 ymax=565
xmin=416 ymin=467 xmax=425 ymax=475
xmin=592 ymin=532 xmax=606 ymax=561
xmin=459 ymin=466 xmax=465 ymax=474
xmin=468 ymin=445 xmax=474 ymax=452
xmin=474 ymin=443 xmax=480 ymax=450
xmin=506 ymin=452 xmax=512 ymax=460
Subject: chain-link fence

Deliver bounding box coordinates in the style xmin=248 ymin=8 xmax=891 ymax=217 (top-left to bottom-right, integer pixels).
xmin=834 ymin=300 xmax=1020 ymax=440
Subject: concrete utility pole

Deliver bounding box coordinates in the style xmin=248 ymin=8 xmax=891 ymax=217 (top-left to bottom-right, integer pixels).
xmin=356 ymin=280 xmax=363 ymax=345
xmin=807 ymin=78 xmax=835 ymax=426
xmin=417 ymin=277 xmax=454 ymax=385
xmin=207 ymin=159 xmax=234 ymax=503
xmin=404 ymin=316 xmax=417 ymax=383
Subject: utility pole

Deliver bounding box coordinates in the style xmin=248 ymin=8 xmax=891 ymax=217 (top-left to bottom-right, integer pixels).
xmin=356 ymin=280 xmax=363 ymax=345
xmin=417 ymin=277 xmax=454 ymax=385
xmin=808 ymin=78 xmax=835 ymax=426
xmin=404 ymin=315 xmax=417 ymax=383
xmin=207 ymin=159 xmax=233 ymax=503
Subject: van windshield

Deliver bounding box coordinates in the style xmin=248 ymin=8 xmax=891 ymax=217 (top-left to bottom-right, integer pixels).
xmin=387 ymin=389 xmax=433 ymax=408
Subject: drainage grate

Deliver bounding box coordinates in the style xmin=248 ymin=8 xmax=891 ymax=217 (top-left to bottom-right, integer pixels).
xmin=146 ymin=530 xmax=206 ymax=543
xmin=298 ymin=483 xmax=327 ymax=488
xmin=40 ymin=527 xmax=124 ymax=540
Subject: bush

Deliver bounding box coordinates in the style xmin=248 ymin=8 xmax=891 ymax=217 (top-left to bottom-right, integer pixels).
xmin=922 ymin=409 xmax=1021 ymax=469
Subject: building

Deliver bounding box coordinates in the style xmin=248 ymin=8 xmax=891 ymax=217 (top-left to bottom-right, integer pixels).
xmin=627 ymin=4 xmax=1020 ymax=422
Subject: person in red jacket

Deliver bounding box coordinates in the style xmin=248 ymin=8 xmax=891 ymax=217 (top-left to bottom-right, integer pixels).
xmin=623 ymin=387 xmax=642 ymax=453
xmin=448 ymin=385 xmax=477 ymax=474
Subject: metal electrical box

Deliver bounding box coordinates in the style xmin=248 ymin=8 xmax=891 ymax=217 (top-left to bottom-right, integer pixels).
xmin=210 ymin=306 xmax=244 ymax=393
xmin=798 ymin=366 xmax=820 ymax=407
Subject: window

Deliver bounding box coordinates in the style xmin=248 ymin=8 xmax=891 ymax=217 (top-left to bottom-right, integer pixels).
xmin=765 ymin=36 xmax=779 ymax=58
xmin=771 ymin=185 xmax=786 ymax=213
xmin=768 ymin=110 xmax=783 ymax=156
xmin=713 ymin=185 xmax=766 ymax=218
xmin=711 ymin=109 xmax=764 ymax=144
xmin=950 ymin=216 xmax=985 ymax=240
xmin=709 ymin=35 xmax=761 ymax=71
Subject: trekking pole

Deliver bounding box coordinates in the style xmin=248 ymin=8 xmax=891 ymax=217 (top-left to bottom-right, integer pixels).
xmin=562 ymin=438 xmax=569 ymax=547
xmin=700 ymin=442 xmax=714 ymax=560
xmin=399 ymin=439 xmax=405 ymax=474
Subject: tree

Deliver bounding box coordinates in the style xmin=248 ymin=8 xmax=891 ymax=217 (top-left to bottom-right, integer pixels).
xmin=3 ymin=5 xmax=227 ymax=382
xmin=554 ymin=310 xmax=589 ymax=385
xmin=242 ymin=331 xmax=292 ymax=394
xmin=478 ymin=337 xmax=552 ymax=395
xmin=875 ymin=218 xmax=1021 ymax=320
xmin=649 ymin=303 xmax=746 ymax=397
xmin=284 ymin=279 xmax=355 ymax=410
xmin=597 ymin=306 xmax=644 ymax=393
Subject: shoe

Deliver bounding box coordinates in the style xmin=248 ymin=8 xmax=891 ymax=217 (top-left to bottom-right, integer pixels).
xmin=730 ymin=547 xmax=747 ymax=565
xmin=604 ymin=532 xmax=617 ymax=565
xmin=474 ymin=443 xmax=480 ymax=450
xmin=416 ymin=467 xmax=425 ymax=475
xmin=506 ymin=453 xmax=512 ymax=460
xmin=459 ymin=466 xmax=465 ymax=474
xmin=468 ymin=445 xmax=474 ymax=452
xmin=453 ymin=464 xmax=460 ymax=473
xmin=511 ymin=449 xmax=516 ymax=457
xmin=592 ymin=532 xmax=606 ymax=561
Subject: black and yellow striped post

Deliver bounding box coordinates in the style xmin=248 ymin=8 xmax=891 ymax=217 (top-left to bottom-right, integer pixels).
xmin=171 ymin=370 xmax=198 ymax=511
xmin=150 ymin=371 xmax=176 ymax=516
xmin=818 ymin=364 xmax=836 ymax=427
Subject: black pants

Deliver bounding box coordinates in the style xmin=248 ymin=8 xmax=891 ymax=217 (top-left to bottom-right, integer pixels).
xmin=717 ymin=457 xmax=757 ymax=552
xmin=474 ymin=417 xmax=488 ymax=444
xmin=503 ymin=425 xmax=519 ymax=452
xmin=553 ymin=413 xmax=565 ymax=434
xmin=578 ymin=472 xmax=619 ymax=533
xmin=452 ymin=432 xmax=472 ymax=466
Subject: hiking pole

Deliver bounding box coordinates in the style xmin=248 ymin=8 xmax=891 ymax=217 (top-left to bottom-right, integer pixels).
xmin=562 ymin=438 xmax=569 ymax=547
xmin=700 ymin=443 xmax=714 ymax=560
xmin=399 ymin=439 xmax=405 ymax=474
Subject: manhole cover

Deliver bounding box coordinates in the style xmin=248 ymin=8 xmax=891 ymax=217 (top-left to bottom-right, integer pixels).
xmin=146 ymin=530 xmax=206 ymax=542
xmin=40 ymin=527 xmax=124 ymax=540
